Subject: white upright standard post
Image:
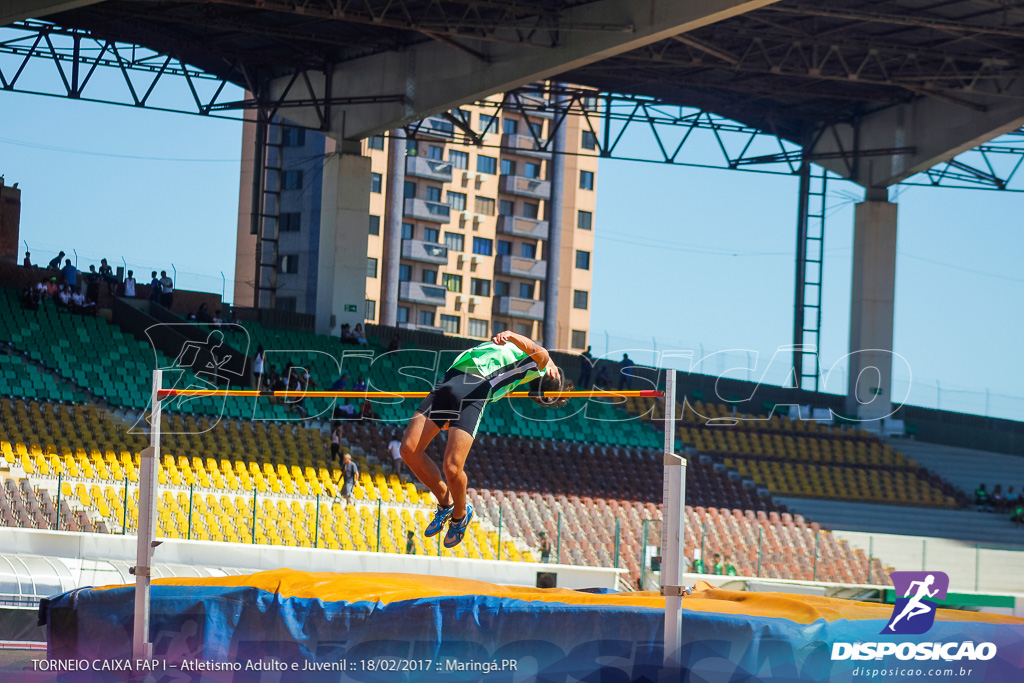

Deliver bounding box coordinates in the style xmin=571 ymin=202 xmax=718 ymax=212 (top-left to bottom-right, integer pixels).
xmin=660 ymin=369 xmax=686 ymax=676
xmin=133 ymin=369 xmax=162 ymax=661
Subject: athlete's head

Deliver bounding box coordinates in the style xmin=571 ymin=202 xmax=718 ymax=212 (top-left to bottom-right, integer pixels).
xmin=531 ymin=365 xmax=574 ymax=408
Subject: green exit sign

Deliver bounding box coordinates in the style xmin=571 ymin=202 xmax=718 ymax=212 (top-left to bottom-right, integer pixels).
xmin=344 ymin=304 xmax=357 ymax=312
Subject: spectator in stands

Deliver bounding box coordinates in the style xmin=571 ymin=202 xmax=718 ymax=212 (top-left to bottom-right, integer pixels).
xmin=539 ymin=531 xmax=551 ymax=563
xmin=19 ymin=283 xmax=40 ymax=310
xmin=388 ymin=437 xmax=404 ymax=478
xmin=252 ymin=345 xmax=265 ymax=389
xmin=196 ymin=303 xmax=211 ymax=323
xmin=975 ymin=483 xmax=992 ymax=512
xmin=287 ymin=371 xmax=307 ymax=417
xmin=354 ymin=375 xmax=367 ymax=393
xmin=123 ymin=270 xmax=136 ymax=298
xmin=388 ymin=335 xmax=401 ymax=352
xmin=212 ymin=309 xmax=223 ymax=324
xmin=98 ymin=258 xmax=116 ymax=294
xmin=331 ymin=372 xmax=351 ymax=405
xmin=594 ymin=365 xmax=610 ymax=391
xmin=23 ymin=252 xmax=31 ymax=268
xmin=1012 ymin=498 xmax=1024 ymax=525
xmin=61 ymin=259 xmax=77 ymax=290
xmin=712 ymin=552 xmax=724 ymax=575
xmin=44 ymin=277 xmax=58 ymax=299
xmin=619 ymin=354 xmax=634 ymax=390
xmin=85 ymin=265 xmax=100 ymax=304
xmin=159 ymin=270 xmax=174 ymax=309
xmin=405 ymin=530 xmax=417 ymax=554
xmin=330 ymin=425 xmax=343 ymax=464
xmin=149 ymin=271 xmax=162 ymax=302
xmin=47 ymin=251 xmax=65 ymax=271
xmin=71 ymin=287 xmax=96 ymax=316
xmin=358 ymin=399 xmax=377 ymax=422
xmin=690 ymin=549 xmax=705 ymax=574
xmin=723 ymin=554 xmax=738 ymax=576
xmin=578 ymin=346 xmax=594 ymax=388
xmin=992 ymin=484 xmax=1005 ymax=513
xmin=340 ymin=323 xmax=357 ymax=345
xmin=341 ymin=453 xmax=359 ymax=501
xmin=353 ymin=324 xmax=369 ymax=346
xmin=55 ymin=284 xmax=71 ymax=309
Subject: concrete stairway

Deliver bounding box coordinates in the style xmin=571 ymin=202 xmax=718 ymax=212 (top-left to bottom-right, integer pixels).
xmin=886 ymin=438 xmax=1024 ymax=498
xmin=775 ymin=497 xmax=1024 ymax=547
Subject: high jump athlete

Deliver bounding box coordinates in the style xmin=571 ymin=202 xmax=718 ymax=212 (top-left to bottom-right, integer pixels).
xmin=399 ymin=331 xmax=573 ymax=548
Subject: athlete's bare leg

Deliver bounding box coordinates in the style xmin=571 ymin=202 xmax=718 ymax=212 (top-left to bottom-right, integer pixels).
xmin=443 ymin=427 xmax=474 ymax=519
xmin=400 ymin=412 xmax=449 ymax=507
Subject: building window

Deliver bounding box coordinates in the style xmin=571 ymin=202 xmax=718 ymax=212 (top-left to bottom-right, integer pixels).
xmin=471 ymin=278 xmax=491 ymax=297
xmin=397 ymin=306 xmax=409 ymax=324
xmin=519 ymin=282 xmax=533 ymax=299
xmin=521 ymin=243 xmax=536 ymax=259
xmin=402 ymin=223 xmax=414 ymax=240
xmin=474 ymin=197 xmax=495 ymax=215
xmin=367 ymin=257 xmax=378 ymax=278
xmin=275 ymin=296 xmax=297 ymax=312
xmin=443 ymin=273 xmax=463 ymax=293
xmin=581 ymin=130 xmax=597 ymax=150
xmin=447 ymin=191 xmax=467 ymax=211
xmin=522 ymin=202 xmax=539 ymax=219
xmin=367 ymin=135 xmax=385 ymax=150
xmin=426 ymin=186 xmax=442 ymax=202
xmin=417 ymin=310 xmax=434 ymax=327
xmin=370 ymin=172 xmax=382 ymax=193
xmin=478 ymin=114 xmax=498 ymax=134
xmin=368 ymin=215 xmax=380 ymax=236
xmin=280 ymin=212 xmax=301 ymax=232
xmin=399 ymin=264 xmax=411 ymax=282
xmin=503 ymin=118 xmax=518 ymax=134
xmin=496 ymin=240 xmax=512 ymax=257
xmin=577 ymin=210 xmax=592 ymax=231
xmin=422 ymin=269 xmax=437 ymax=285
xmin=277 ymin=254 xmax=299 ymax=274
xmin=468 ymin=318 xmax=487 ymax=338
xmin=406 ymin=139 xmax=419 ymax=155
xmin=444 ymin=232 xmax=464 ymax=252
xmin=366 ymin=299 xmax=377 ymax=320
xmin=573 ymin=290 xmax=589 ymax=310
xmin=528 ymin=120 xmax=543 ymax=137
xmin=499 ymin=200 xmax=515 ymax=217
xmin=420 ymin=227 xmax=437 ymax=243
xmin=449 ymin=150 xmax=469 ymax=169
xmin=575 ymin=250 xmax=590 ymax=270
xmin=571 ymin=330 xmax=586 ymax=349
xmin=494 ymin=280 xmax=510 ymax=297
xmin=524 ymin=162 xmax=541 ymax=179
xmin=472 ymin=237 xmax=492 ymax=256
xmin=283 ymin=170 xmax=303 ymax=190
xmin=580 ymin=170 xmax=594 ymax=190
xmin=492 ymin=320 xmax=508 ymax=334
xmin=515 ymin=322 xmax=532 ymax=336
xmin=282 ymin=127 xmax=305 ymax=147
xmin=403 ymin=181 xmax=415 ymax=198
xmin=427 ymin=145 xmax=443 ymax=160
xmin=477 ymin=155 xmax=497 ymax=174
xmin=501 ymin=159 xmax=517 ymax=176
xmin=440 ymin=314 xmax=460 ymax=334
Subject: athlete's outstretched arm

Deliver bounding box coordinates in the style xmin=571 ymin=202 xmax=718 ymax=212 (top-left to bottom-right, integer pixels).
xmin=492 ymin=331 xmax=550 ymax=370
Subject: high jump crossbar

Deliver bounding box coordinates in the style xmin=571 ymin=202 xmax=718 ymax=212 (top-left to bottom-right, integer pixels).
xmin=155 ymin=389 xmax=665 ymax=399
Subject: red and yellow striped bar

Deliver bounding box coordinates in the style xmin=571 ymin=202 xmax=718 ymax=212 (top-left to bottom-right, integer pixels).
xmin=156 ymin=389 xmax=664 ymax=399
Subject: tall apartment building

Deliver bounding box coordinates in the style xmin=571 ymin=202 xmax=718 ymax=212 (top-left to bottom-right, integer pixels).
xmin=235 ymin=89 xmax=598 ymax=350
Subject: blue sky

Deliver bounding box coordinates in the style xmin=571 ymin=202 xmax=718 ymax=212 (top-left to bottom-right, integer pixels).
xmin=3 ymin=88 xmax=1023 ymax=420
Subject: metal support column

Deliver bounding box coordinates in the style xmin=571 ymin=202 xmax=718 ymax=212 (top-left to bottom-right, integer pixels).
xmin=543 ymin=85 xmax=567 ymax=348
xmin=381 ymin=128 xmax=406 ymax=327
xmin=792 ymin=161 xmax=828 ymax=391
xmin=660 ymin=369 xmax=685 ymax=675
xmin=132 ymin=369 xmax=162 ymax=661
xmin=255 ymin=118 xmax=282 ymax=310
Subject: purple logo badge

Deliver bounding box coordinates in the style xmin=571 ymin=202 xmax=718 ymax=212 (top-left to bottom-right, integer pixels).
xmin=883 ymin=571 xmax=949 ymax=635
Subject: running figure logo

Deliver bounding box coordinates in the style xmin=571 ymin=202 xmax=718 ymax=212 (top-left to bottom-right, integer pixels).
xmin=883 ymin=571 xmax=949 ymax=635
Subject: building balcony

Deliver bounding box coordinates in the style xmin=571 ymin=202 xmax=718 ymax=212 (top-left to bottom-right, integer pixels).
xmin=501 ymin=133 xmax=549 ymax=157
xmin=496 ymin=254 xmax=547 ymax=280
xmin=417 ymin=116 xmax=455 ymax=139
xmin=493 ymin=296 xmax=545 ymax=321
xmin=406 ymin=156 xmax=453 ymax=182
xmin=404 ymin=197 xmax=451 ymax=223
xmin=398 ymin=281 xmax=447 ymax=306
xmin=399 ymin=322 xmax=445 ymax=334
xmin=499 ymin=174 xmax=550 ymax=200
xmin=401 ymin=239 xmax=449 ymax=265
xmin=497 ymin=215 xmax=549 ymax=240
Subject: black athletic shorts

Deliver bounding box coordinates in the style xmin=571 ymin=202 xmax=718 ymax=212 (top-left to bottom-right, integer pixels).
xmin=416 ymin=369 xmax=490 ymax=437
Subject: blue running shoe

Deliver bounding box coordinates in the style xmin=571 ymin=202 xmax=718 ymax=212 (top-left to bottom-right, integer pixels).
xmin=425 ymin=503 xmax=455 ymax=537
xmin=443 ymin=505 xmax=474 ymax=549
